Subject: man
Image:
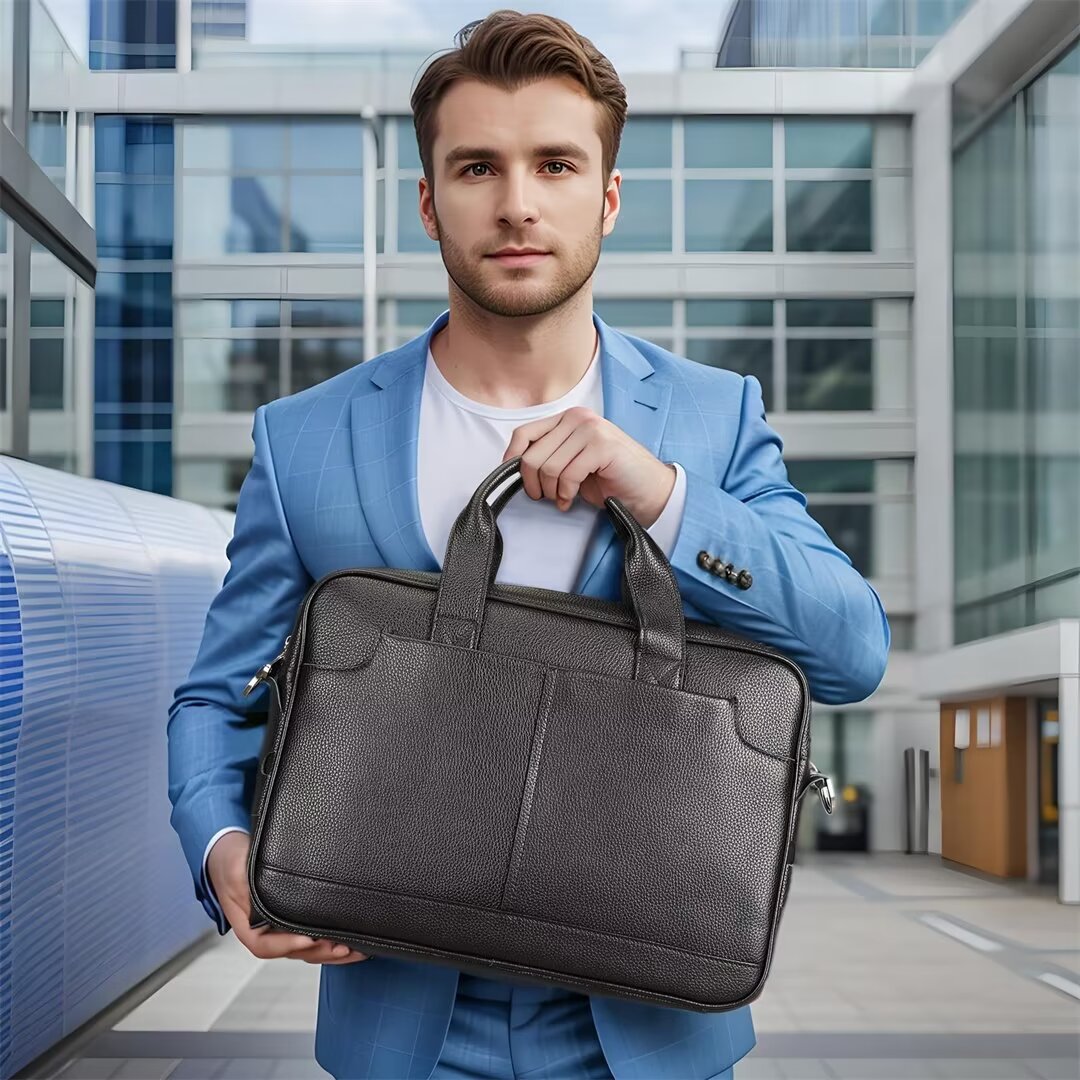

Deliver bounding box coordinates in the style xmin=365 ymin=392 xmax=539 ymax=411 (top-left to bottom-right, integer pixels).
xmin=168 ymin=10 xmax=890 ymax=1080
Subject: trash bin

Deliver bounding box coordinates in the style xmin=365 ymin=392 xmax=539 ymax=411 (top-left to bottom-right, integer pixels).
xmin=815 ymin=783 xmax=871 ymax=851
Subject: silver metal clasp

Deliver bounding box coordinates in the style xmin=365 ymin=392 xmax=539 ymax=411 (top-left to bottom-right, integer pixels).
xmin=243 ymin=635 xmax=291 ymax=697
xmin=807 ymin=759 xmax=835 ymax=815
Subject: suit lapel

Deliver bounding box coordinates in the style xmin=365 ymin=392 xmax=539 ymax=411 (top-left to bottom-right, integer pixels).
xmin=349 ymin=315 xmax=444 ymax=573
xmin=348 ymin=311 xmax=672 ymax=590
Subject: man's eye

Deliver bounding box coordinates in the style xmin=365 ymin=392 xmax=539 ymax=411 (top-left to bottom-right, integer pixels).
xmin=544 ymin=162 xmax=570 ymax=174
xmin=464 ymin=163 xmax=490 ymax=177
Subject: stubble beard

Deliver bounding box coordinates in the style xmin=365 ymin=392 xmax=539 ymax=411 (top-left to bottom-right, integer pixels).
xmin=432 ymin=204 xmax=605 ymax=319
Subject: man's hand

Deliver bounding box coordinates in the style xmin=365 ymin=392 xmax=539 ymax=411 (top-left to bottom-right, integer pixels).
xmin=502 ymin=406 xmax=676 ymax=526
xmin=207 ymin=831 xmax=370 ymax=965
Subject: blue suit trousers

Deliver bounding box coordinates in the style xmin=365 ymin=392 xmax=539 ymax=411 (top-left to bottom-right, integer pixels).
xmin=424 ymin=973 xmax=734 ymax=1080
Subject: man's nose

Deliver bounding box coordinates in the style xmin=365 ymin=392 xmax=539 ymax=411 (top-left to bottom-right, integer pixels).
xmin=496 ymin=170 xmax=540 ymax=228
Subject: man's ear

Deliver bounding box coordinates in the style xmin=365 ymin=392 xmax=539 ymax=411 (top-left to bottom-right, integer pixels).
xmin=602 ymin=168 xmax=621 ymax=238
xmin=418 ymin=176 xmax=440 ymax=241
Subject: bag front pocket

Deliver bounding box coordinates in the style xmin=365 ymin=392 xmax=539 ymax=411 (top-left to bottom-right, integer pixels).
xmin=500 ymin=667 xmax=789 ymax=960
xmin=260 ymin=632 xmax=548 ymax=910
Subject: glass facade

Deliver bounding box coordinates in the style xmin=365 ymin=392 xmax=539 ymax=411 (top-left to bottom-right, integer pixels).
xmin=785 ymin=458 xmax=914 ymax=580
xmin=95 ymin=116 xmax=175 ymax=493
xmin=717 ymin=0 xmax=972 ymax=69
xmin=176 ymin=298 xmax=364 ymax=411
xmin=370 ymin=114 xmax=903 ymax=259
xmin=90 ymin=0 xmax=177 ymax=70
xmin=953 ymin=43 xmax=1080 ymax=645
xmin=191 ymin=0 xmax=247 ymax=41
xmin=179 ymin=119 xmax=365 ymax=256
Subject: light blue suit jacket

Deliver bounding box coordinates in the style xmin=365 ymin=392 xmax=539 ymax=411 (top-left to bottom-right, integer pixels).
xmin=168 ymin=310 xmax=890 ymax=1080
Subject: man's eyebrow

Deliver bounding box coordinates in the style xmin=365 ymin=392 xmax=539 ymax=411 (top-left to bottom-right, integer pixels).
xmin=444 ymin=142 xmax=591 ymax=167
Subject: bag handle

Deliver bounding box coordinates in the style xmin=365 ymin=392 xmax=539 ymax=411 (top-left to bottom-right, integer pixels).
xmin=430 ymin=456 xmax=686 ymax=689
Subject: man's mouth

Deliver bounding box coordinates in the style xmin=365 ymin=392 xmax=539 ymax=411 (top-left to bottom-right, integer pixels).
xmin=487 ymin=249 xmax=551 ymax=268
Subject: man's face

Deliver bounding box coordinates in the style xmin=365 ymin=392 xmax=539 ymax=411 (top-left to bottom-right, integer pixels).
xmin=419 ymin=76 xmax=621 ymax=318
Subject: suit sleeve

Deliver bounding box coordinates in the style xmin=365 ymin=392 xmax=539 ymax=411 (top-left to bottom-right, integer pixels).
xmin=667 ymin=375 xmax=890 ymax=704
xmin=167 ymin=403 xmax=313 ymax=934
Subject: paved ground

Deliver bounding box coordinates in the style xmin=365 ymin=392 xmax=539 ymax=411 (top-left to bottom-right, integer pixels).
xmin=31 ymin=854 xmax=1080 ymax=1079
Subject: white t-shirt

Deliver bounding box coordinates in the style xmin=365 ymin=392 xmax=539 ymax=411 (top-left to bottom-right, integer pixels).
xmin=417 ymin=339 xmax=686 ymax=590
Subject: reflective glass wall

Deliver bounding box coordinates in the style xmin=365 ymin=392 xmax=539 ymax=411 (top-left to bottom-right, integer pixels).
xmin=717 ymin=0 xmax=972 ymax=68
xmin=94 ymin=116 xmax=175 ymax=492
xmin=1 ymin=0 xmax=93 ymax=476
xmin=953 ymin=42 xmax=1080 ymax=644
xmin=90 ymin=0 xmax=177 ymax=70
xmin=390 ymin=115 xmax=909 ymax=258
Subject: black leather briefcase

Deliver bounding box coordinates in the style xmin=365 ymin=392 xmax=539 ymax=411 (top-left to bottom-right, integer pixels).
xmin=243 ymin=456 xmax=833 ymax=1012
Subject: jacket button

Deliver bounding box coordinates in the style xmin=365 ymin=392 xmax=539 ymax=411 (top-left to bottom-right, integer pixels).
xmin=712 ymin=561 xmax=731 ymax=577
xmin=737 ymin=570 xmax=753 ymax=590
xmin=723 ymin=565 xmax=739 ymax=583
xmin=697 ymin=550 xmax=713 ymax=571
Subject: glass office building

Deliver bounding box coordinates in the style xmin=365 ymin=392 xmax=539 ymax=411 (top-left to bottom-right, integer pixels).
xmin=716 ymin=0 xmax=972 ymax=68
xmin=2 ymin=0 xmax=1076 ymax=900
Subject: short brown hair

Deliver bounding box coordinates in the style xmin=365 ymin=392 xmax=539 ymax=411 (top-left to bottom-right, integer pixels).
xmin=410 ymin=10 xmax=628 ymax=185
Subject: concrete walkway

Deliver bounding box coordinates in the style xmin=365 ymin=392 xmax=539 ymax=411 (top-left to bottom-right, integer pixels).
xmin=33 ymin=854 xmax=1080 ymax=1080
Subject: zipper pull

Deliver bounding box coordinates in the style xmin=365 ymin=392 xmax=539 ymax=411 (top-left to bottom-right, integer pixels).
xmin=243 ymin=634 xmax=291 ymax=697
xmin=806 ymin=759 xmax=835 ymax=815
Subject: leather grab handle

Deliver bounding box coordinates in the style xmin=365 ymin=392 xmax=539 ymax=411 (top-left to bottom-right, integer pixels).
xmin=430 ymin=457 xmax=685 ymax=688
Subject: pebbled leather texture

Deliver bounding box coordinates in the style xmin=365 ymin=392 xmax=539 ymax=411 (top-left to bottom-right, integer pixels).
xmin=246 ymin=457 xmax=815 ymax=1013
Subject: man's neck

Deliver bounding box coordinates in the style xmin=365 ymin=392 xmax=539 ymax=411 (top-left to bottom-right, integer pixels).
xmin=428 ymin=293 xmax=598 ymax=409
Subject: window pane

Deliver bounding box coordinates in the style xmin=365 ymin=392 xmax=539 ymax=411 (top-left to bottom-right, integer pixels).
xmin=686 ymin=339 xmax=773 ymax=410
xmin=785 ymin=120 xmax=873 ymax=169
xmin=30 ymin=339 xmax=64 ymax=408
xmin=96 ymin=179 xmax=174 ymax=259
xmin=29 ymin=113 xmax=66 ymax=169
xmin=788 ymin=299 xmax=873 ymax=327
xmin=96 ymin=272 xmax=172 ymax=328
xmin=181 ymin=174 xmax=285 ymax=254
xmin=177 ymin=299 xmax=280 ymax=333
xmin=289 ymin=121 xmax=363 ymax=170
xmin=684 ymin=118 xmax=771 ymax=168
xmin=604 ymin=179 xmax=672 ymax=252
xmin=31 ymin=299 xmax=65 ymax=326
xmin=808 ymin=504 xmax=873 ymax=575
xmin=618 ymin=117 xmax=672 ymax=168
xmin=786 ymin=180 xmax=872 ymax=251
xmin=95 ymin=338 xmax=172 ymax=404
xmin=182 ymin=337 xmax=280 ymax=410
xmin=291 ymin=299 xmax=364 ymax=327
xmin=290 ymin=175 xmax=363 ymax=253
xmin=1032 ymin=575 xmax=1080 ymax=623
xmin=786 ymin=459 xmax=876 ymax=493
xmin=183 ymin=120 xmax=286 ymax=171
xmin=592 ymin=300 xmax=673 ymax=327
xmin=686 ymin=299 xmax=773 ymax=327
xmin=869 ymin=0 xmax=902 ymax=34
xmin=398 ymin=179 xmax=439 ymax=252
xmin=686 ymin=180 xmax=772 ymax=252
xmin=230 ymin=120 xmax=286 ymax=171
xmin=96 ymin=116 xmax=173 ymax=176
xmin=788 ymin=339 xmax=873 ymax=409
xmin=291 ymin=337 xmax=364 ymax=393
xmin=397 ymin=117 xmax=422 ymax=171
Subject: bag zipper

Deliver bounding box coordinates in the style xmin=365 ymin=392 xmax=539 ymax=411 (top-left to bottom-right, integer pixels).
xmin=243 ymin=634 xmax=291 ymax=697
xmin=805 ymin=759 xmax=834 ymax=814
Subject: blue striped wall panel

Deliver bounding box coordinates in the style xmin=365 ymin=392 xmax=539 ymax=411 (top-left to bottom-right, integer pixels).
xmin=0 ymin=456 xmax=234 ymax=1080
